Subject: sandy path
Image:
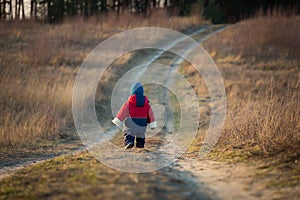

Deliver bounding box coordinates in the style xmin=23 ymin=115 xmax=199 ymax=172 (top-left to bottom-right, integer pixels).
xmin=173 ymin=156 xmax=279 ymax=200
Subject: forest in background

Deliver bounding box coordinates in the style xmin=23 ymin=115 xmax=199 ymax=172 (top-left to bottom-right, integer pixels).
xmin=0 ymin=0 xmax=299 ymax=23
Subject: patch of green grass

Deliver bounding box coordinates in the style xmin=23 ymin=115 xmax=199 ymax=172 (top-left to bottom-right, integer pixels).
xmin=0 ymin=153 xmax=111 ymax=199
xmin=0 ymin=151 xmax=210 ymax=200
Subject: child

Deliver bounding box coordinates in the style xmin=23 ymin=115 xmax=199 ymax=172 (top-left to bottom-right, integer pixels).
xmin=112 ymin=82 xmax=157 ymax=149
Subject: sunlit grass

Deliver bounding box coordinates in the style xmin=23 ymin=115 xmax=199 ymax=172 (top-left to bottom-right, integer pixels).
xmin=181 ymin=13 xmax=300 ymax=159
xmin=0 ymin=13 xmax=203 ymax=150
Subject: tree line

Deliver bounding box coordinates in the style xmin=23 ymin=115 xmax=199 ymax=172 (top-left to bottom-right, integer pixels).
xmin=203 ymin=0 xmax=300 ymax=23
xmin=42 ymin=0 xmax=201 ymax=22
xmin=0 ymin=0 xmax=299 ymax=23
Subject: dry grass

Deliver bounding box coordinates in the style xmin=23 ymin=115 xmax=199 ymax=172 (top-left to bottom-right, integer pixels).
xmin=201 ymin=13 xmax=300 ymax=157
xmin=178 ymin=14 xmax=300 ymax=197
xmin=206 ymin=12 xmax=300 ymax=64
xmin=0 ymin=12 xmax=203 ymax=149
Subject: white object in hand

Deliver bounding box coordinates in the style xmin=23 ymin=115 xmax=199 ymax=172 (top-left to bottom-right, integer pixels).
xmin=149 ymin=121 xmax=157 ymax=129
xmin=112 ymin=117 xmax=124 ymax=129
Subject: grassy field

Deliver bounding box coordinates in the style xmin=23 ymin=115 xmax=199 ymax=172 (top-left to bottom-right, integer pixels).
xmin=204 ymin=13 xmax=300 ymax=158
xmin=0 ymin=12 xmax=203 ymax=152
xmin=180 ymin=13 xmax=300 ymax=197
xmin=177 ymin=13 xmax=300 ymax=158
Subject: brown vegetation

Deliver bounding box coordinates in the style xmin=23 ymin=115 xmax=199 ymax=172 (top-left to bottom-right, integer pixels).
xmin=0 ymin=13 xmax=203 ymax=149
xmin=202 ymin=13 xmax=300 ymax=157
xmin=176 ymin=14 xmax=300 ymax=198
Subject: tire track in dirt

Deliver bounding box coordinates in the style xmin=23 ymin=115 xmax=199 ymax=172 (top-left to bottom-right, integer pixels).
xmin=1 ymin=24 xmax=281 ymax=200
xmin=0 ymin=25 xmax=217 ymax=179
xmin=1 ymin=26 xmax=231 ymax=200
xmin=80 ymin=25 xmax=227 ymax=173
xmin=155 ymin=25 xmax=278 ymax=200
xmin=82 ymin=25 xmax=228 ymax=199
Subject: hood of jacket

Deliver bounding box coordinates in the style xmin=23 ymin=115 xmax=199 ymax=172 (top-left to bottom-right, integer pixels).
xmin=128 ymin=95 xmax=148 ymax=107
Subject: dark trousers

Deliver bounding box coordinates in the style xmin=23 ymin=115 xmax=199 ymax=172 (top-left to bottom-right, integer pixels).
xmin=124 ymin=133 xmax=145 ymax=148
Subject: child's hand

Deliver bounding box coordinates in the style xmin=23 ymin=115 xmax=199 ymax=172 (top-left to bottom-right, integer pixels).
xmin=112 ymin=117 xmax=124 ymax=129
xmin=149 ymin=121 xmax=157 ymax=130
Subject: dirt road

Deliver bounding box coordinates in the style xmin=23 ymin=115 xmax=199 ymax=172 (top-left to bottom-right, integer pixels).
xmin=0 ymin=25 xmax=279 ymax=199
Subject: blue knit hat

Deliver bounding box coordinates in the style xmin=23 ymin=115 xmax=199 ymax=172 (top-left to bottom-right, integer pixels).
xmin=131 ymin=82 xmax=144 ymax=107
xmin=131 ymin=82 xmax=144 ymax=96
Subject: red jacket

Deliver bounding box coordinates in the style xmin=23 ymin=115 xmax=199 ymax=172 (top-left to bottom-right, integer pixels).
xmin=116 ymin=95 xmax=155 ymax=133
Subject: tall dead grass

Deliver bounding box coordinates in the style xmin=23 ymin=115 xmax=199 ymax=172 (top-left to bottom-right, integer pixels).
xmin=0 ymin=12 xmax=203 ymax=149
xmin=203 ymin=13 xmax=300 ymax=157
xmin=236 ymin=15 xmax=299 ymax=61
xmin=206 ymin=12 xmax=300 ymax=64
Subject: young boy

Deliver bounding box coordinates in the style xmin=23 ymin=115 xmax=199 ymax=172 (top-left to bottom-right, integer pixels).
xmin=112 ymin=82 xmax=157 ymax=149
